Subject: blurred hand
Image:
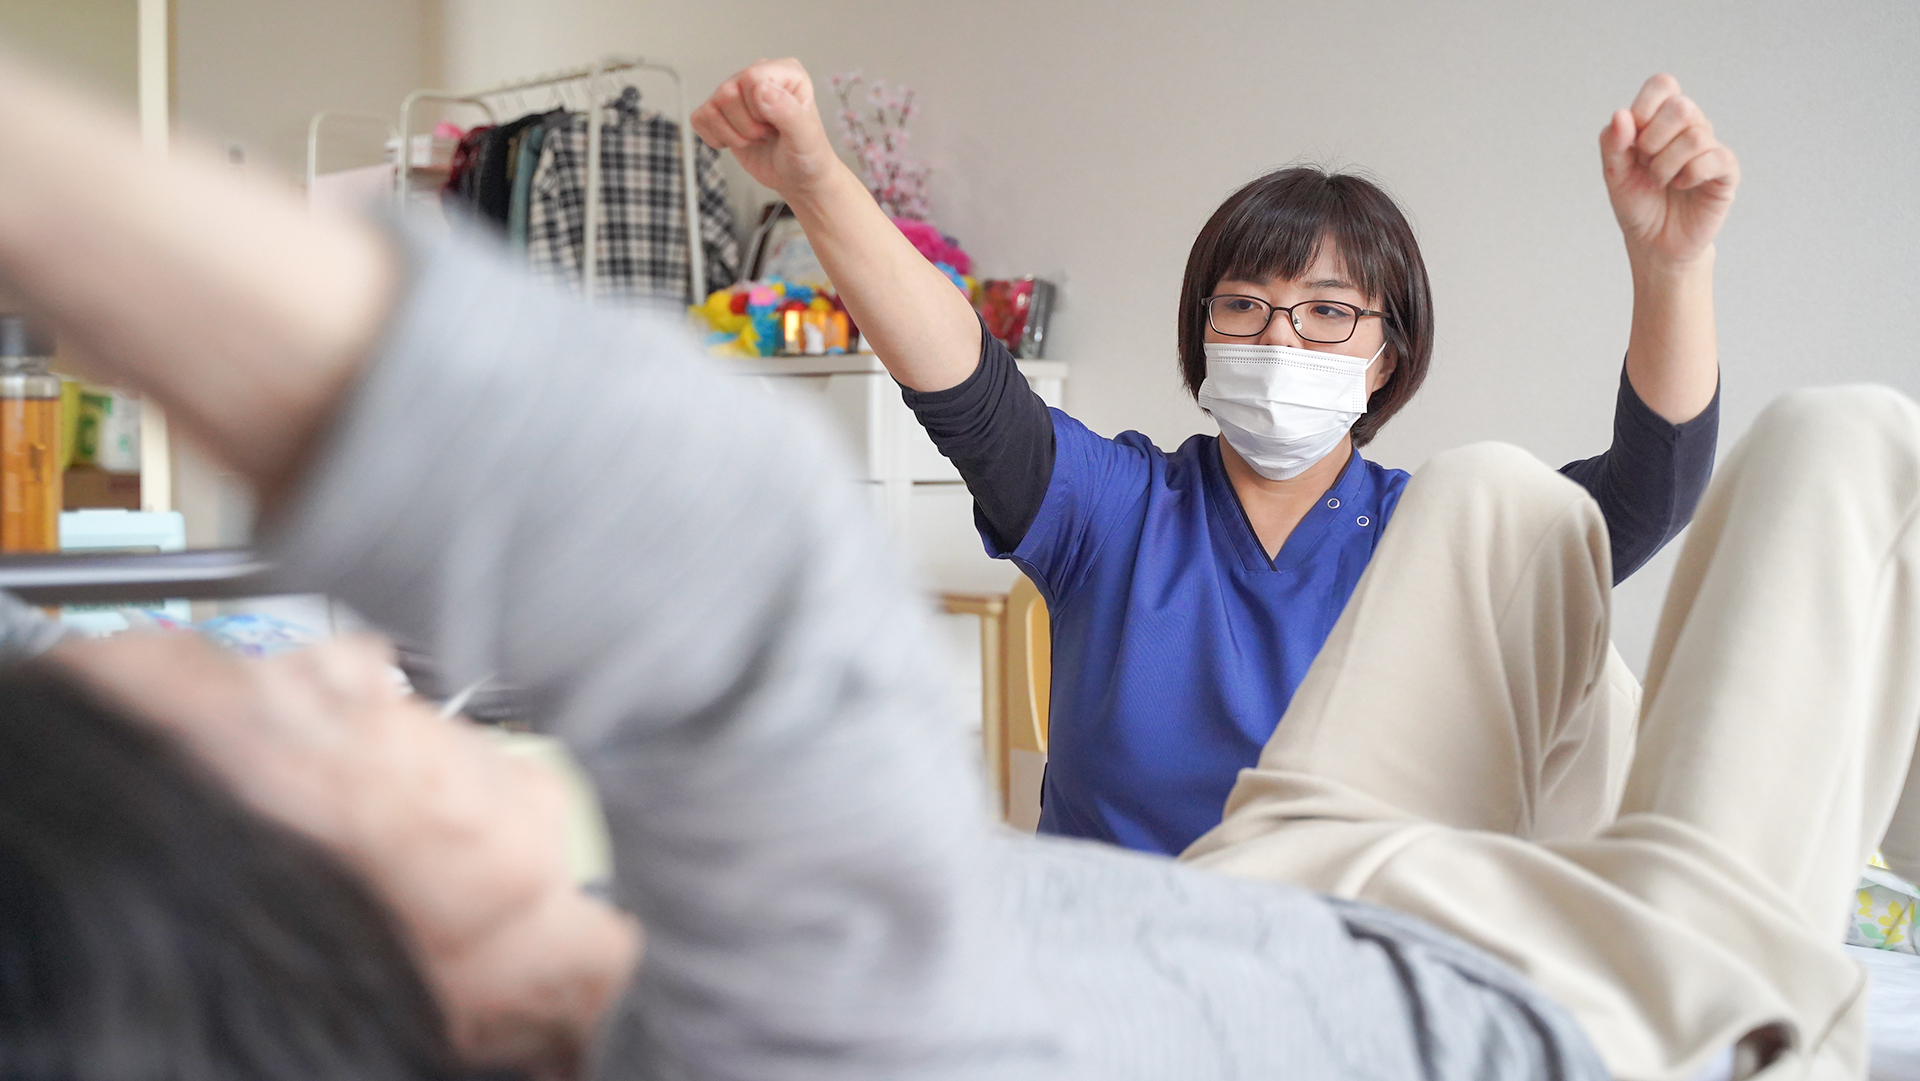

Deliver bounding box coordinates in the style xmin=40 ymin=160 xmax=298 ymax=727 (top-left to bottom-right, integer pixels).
xmin=692 ymin=58 xmax=841 ymax=199
xmin=56 ymin=632 xmax=639 ymax=1081
xmin=1600 ymin=73 xmax=1740 ymax=267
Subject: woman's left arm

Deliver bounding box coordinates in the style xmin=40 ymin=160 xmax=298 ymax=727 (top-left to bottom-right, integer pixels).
xmin=1558 ymin=75 xmax=1736 ymax=583
xmin=1602 ymin=73 xmax=1739 ymax=422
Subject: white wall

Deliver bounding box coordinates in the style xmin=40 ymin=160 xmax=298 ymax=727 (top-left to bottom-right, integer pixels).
xmin=440 ymin=0 xmax=1920 ymax=674
xmin=174 ymin=0 xmax=440 ymax=180
xmin=0 ymin=0 xmax=138 ymax=108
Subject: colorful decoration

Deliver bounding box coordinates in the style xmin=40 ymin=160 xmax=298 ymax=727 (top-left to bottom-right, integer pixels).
xmin=691 ymin=278 xmax=857 ymax=358
xmin=892 ymin=216 xmax=973 ymax=280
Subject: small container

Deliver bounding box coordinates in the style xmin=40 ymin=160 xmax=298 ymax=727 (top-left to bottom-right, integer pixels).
xmin=58 ymin=378 xmax=80 ymax=470
xmin=801 ymin=309 xmax=828 ymax=356
xmin=781 ymin=306 xmax=804 ymax=355
xmin=0 ymin=316 xmax=62 ymax=552
xmin=89 ymin=388 xmax=142 ymax=473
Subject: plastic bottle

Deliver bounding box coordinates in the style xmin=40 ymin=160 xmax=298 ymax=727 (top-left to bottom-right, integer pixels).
xmin=0 ymin=316 xmax=62 ymax=552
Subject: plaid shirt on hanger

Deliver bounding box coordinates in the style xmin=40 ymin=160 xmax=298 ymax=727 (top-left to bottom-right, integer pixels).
xmin=526 ymin=87 xmax=739 ymax=305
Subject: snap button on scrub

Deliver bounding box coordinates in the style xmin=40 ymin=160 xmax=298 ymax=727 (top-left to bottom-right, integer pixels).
xmin=1326 ymin=497 xmax=1340 ymax=509
xmin=1357 ymin=516 xmax=1370 ymax=527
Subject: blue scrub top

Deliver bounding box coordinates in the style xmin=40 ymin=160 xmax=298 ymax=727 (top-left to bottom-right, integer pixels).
xmin=990 ymin=409 xmax=1408 ymax=856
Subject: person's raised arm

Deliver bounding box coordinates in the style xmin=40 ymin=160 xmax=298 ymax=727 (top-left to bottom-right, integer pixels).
xmin=0 ymin=51 xmax=393 ymax=498
xmin=692 ymin=59 xmax=980 ymax=392
xmin=1555 ymin=74 xmax=1736 ymax=581
xmin=1601 ymin=73 xmax=1738 ymax=423
xmin=0 ymin=52 xmax=632 ymax=1077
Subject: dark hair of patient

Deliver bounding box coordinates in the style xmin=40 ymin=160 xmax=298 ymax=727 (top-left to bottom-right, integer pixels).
xmin=0 ymin=661 xmax=468 ymax=1081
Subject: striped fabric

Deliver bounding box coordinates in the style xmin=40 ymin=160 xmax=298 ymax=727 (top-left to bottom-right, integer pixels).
xmin=526 ymin=87 xmax=738 ymax=305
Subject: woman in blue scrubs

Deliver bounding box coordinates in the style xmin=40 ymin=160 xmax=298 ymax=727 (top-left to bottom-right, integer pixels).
xmin=693 ymin=62 xmax=1735 ymax=856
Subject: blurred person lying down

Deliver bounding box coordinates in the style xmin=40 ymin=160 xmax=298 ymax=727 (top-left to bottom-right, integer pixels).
xmin=2 ymin=49 xmax=1918 ymax=1081
xmin=0 ymin=642 xmax=526 ymax=1081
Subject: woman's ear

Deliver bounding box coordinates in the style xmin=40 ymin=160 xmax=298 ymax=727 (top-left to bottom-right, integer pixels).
xmin=1368 ymin=351 xmax=1397 ymax=396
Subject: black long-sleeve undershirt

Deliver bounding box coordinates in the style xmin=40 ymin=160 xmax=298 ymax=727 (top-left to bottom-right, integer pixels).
xmin=902 ymin=326 xmax=1719 ymax=585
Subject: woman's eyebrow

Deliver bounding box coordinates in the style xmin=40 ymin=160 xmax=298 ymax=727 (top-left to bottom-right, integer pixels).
xmin=1305 ymin=277 xmax=1358 ymax=292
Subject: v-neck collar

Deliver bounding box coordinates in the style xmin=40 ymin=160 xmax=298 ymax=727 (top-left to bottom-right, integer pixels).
xmin=1203 ymin=438 xmax=1367 ymax=575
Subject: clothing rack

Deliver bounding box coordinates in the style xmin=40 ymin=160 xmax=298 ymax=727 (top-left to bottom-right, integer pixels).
xmin=309 ymin=55 xmax=705 ymax=304
xmin=305 ymin=111 xmax=398 ymax=193
xmin=399 ymin=56 xmax=703 ymax=304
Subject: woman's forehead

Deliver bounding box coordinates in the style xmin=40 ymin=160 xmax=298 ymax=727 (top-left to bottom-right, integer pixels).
xmin=1218 ymin=264 xmax=1370 ymax=302
xmin=1219 ymin=236 xmax=1363 ymax=292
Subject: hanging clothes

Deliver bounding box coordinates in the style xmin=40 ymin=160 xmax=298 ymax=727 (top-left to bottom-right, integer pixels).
xmin=526 ymin=87 xmax=739 ymax=304
xmin=474 ymin=109 xmax=565 ymax=230
xmin=440 ymin=124 xmax=492 ymax=219
xmin=507 ymin=113 xmax=563 ymax=251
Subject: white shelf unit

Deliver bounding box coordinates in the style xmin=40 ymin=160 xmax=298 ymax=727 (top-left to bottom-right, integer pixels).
xmin=744 ymin=352 xmax=1067 ymax=594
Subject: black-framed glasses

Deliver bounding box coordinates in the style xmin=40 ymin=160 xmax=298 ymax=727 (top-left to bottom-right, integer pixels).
xmin=1201 ymin=295 xmax=1389 ymax=344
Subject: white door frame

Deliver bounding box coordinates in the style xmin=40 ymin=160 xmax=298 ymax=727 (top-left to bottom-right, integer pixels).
xmin=136 ymin=0 xmax=171 ymax=512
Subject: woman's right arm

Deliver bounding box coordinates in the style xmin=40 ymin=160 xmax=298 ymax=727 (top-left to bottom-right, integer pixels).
xmin=691 ymin=59 xmax=979 ymax=392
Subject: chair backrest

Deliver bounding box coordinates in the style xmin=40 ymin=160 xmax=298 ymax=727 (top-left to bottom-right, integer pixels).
xmin=1005 ymin=574 xmax=1050 ymax=755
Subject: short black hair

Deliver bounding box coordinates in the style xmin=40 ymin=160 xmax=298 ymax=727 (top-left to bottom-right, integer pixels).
xmin=0 ymin=661 xmax=465 ymax=1081
xmin=1177 ymin=165 xmax=1434 ymax=448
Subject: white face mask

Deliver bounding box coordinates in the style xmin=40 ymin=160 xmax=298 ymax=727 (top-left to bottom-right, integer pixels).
xmin=1197 ymin=341 xmax=1385 ymax=481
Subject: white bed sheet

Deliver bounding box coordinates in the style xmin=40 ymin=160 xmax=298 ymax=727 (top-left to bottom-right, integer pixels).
xmin=1849 ymin=944 xmax=1920 ymax=1080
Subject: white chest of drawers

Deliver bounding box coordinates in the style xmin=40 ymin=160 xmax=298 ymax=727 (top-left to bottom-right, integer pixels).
xmin=742 ymin=352 xmax=1067 ymax=593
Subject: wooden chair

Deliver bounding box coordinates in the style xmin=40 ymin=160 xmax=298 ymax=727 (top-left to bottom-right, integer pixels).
xmin=941 ymin=575 xmax=1050 ymax=825
xmin=1002 ymin=574 xmax=1050 ymax=830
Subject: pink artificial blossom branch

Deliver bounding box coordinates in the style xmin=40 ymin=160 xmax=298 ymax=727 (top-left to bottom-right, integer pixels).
xmin=830 ymin=71 xmax=934 ymax=220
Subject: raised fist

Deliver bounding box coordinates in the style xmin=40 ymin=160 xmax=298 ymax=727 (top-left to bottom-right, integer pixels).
xmin=1600 ymin=73 xmax=1741 ymax=266
xmin=692 ymin=58 xmax=840 ymax=200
